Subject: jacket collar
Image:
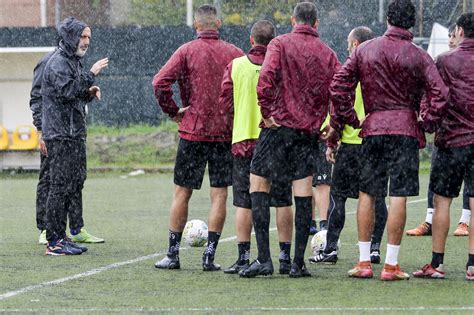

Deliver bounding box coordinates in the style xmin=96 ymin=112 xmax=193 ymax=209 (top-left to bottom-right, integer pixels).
xmin=384 ymin=26 xmax=414 ymax=41
xmin=292 ymin=24 xmax=319 ymax=37
xmin=197 ymin=29 xmax=219 ymax=40
xmin=248 ymin=45 xmax=267 ymax=56
xmin=459 ymin=38 xmax=474 ymax=49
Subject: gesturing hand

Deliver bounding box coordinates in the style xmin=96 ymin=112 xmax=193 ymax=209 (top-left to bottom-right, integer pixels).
xmin=90 ymin=58 xmax=109 ymax=76
xmin=89 ymin=86 xmax=101 ymax=100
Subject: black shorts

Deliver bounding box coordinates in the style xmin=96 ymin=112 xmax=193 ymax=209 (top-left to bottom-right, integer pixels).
xmin=429 ymin=144 xmax=474 ymax=198
xmin=250 ymin=127 xmax=315 ymax=182
xmin=331 ymin=143 xmax=362 ymax=199
xmin=312 ymin=141 xmax=332 ymax=186
xmin=233 ymin=156 xmax=292 ymax=208
xmin=174 ymin=139 xmax=232 ymax=190
xmin=359 ymin=135 xmax=419 ymax=197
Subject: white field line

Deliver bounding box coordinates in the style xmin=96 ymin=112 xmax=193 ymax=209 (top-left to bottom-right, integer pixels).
xmin=0 ymin=197 xmax=430 ymax=302
xmin=1 ymin=306 xmax=474 ymax=313
xmin=0 ymin=228 xmax=276 ymax=301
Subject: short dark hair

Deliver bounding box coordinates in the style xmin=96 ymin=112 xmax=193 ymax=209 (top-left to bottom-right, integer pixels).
xmin=387 ymin=0 xmax=416 ymax=29
xmin=456 ymin=12 xmax=474 ymax=38
xmin=251 ymin=20 xmax=276 ymax=46
xmin=194 ymin=4 xmax=219 ymax=28
xmin=350 ymin=26 xmax=375 ymax=44
xmin=293 ymin=2 xmax=318 ymax=26
xmin=448 ymin=24 xmax=456 ymax=35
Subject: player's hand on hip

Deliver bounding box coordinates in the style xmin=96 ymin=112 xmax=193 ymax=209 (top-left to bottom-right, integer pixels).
xmin=90 ymin=58 xmax=109 ymax=76
xmin=263 ymin=117 xmax=281 ymax=129
xmin=326 ymin=146 xmax=336 ymax=164
xmin=173 ymin=106 xmax=189 ymax=124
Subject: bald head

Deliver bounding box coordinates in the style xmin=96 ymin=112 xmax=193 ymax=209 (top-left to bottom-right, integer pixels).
xmin=348 ymin=26 xmax=374 ymax=54
xmin=194 ymin=4 xmax=220 ymax=30
xmin=251 ymin=20 xmax=276 ymax=46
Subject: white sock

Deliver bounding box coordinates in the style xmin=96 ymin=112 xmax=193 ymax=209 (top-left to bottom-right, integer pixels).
xmin=425 ymin=208 xmax=434 ymax=224
xmin=459 ymin=209 xmax=471 ymax=225
xmin=359 ymin=241 xmax=371 ymax=262
xmin=385 ymin=244 xmax=400 ymax=266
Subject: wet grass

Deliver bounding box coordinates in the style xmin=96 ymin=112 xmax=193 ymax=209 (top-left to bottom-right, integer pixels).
xmin=0 ymin=173 xmax=471 ymax=313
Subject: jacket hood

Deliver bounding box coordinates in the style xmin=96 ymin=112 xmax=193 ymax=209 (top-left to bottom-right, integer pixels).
xmin=58 ymin=17 xmax=88 ymax=57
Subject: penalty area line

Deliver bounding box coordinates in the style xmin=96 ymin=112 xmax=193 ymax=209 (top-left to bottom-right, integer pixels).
xmin=0 ymin=228 xmax=276 ymax=301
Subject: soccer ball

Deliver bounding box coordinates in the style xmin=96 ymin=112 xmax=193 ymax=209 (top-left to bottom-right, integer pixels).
xmin=183 ymin=219 xmax=208 ymax=247
xmin=310 ymin=230 xmax=341 ymax=255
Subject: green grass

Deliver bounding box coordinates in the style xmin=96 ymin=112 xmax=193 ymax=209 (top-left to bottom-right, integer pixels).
xmin=86 ymin=122 xmax=178 ymax=169
xmin=0 ymin=173 xmax=471 ymax=313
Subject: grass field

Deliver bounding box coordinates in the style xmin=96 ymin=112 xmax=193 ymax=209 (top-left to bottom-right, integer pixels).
xmin=0 ymin=172 xmax=472 ymax=313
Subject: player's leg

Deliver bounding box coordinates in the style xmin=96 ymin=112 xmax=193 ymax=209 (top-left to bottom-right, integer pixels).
xmin=240 ymin=128 xmax=281 ymax=277
xmin=310 ymin=143 xmax=360 ymax=264
xmin=380 ymin=136 xmax=418 ymax=281
xmin=454 ymin=184 xmax=470 ymax=236
xmin=224 ymin=156 xmax=252 ymax=274
xmin=273 ymin=179 xmax=293 ymax=274
xmin=349 ymin=136 xmax=386 ymax=278
xmin=155 ymin=139 xmax=204 ymax=269
xmin=44 ymin=140 xmax=82 ymax=256
xmin=467 ymin=197 xmax=474 ymax=280
xmin=413 ymin=146 xmax=464 ymax=279
xmin=36 ymin=154 xmax=50 ymax=245
xmin=201 ymin=141 xmax=233 ymax=271
xmin=312 ymin=141 xmax=332 ymax=231
xmin=370 ymin=197 xmax=387 ymax=264
xmin=406 ymin=147 xmax=437 ymax=236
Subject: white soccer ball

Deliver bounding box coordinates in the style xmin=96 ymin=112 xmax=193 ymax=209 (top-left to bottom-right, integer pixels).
xmin=183 ymin=219 xmax=208 ymax=247
xmin=311 ymin=230 xmax=341 ymax=255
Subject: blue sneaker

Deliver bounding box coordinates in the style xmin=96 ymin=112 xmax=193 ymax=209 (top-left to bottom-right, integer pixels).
xmin=45 ymin=239 xmax=83 ymax=256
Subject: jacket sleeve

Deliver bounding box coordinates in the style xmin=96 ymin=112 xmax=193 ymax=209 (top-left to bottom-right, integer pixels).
xmin=47 ymin=59 xmax=95 ymax=103
xmin=29 ymin=59 xmax=47 ymax=131
xmin=329 ymin=51 xmax=359 ymax=133
xmin=257 ymin=39 xmax=281 ymax=119
xmin=219 ymin=61 xmax=234 ymax=115
xmin=419 ymin=55 xmax=449 ymax=133
xmin=152 ymin=47 xmax=185 ymax=118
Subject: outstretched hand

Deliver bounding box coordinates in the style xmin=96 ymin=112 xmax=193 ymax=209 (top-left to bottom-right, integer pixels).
xmin=90 ymin=58 xmax=109 ymax=76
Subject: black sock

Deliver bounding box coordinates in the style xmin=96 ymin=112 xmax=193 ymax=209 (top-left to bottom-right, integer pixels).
xmin=311 ymin=220 xmax=317 ymax=228
xmin=251 ymin=192 xmax=271 ymax=263
xmin=168 ymin=230 xmax=182 ymax=257
xmin=370 ymin=242 xmax=381 ymax=253
xmin=205 ymin=231 xmax=221 ymax=257
xmin=279 ymin=242 xmax=291 ymax=262
xmin=467 ymin=254 xmax=474 ymax=269
xmin=325 ymin=195 xmax=346 ymax=254
xmin=431 ymin=252 xmax=444 ymax=268
xmin=238 ymin=242 xmax=250 ymax=263
xmin=319 ymin=219 xmax=328 ymax=231
xmin=372 ymin=197 xmax=387 ymax=245
xmin=294 ymin=196 xmax=312 ymax=267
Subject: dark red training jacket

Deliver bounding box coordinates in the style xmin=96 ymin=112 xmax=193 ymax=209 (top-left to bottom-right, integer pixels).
xmin=152 ymin=30 xmax=243 ymax=142
xmin=330 ymin=26 xmax=448 ymax=148
xmin=257 ymin=24 xmax=340 ymax=135
xmin=431 ymin=38 xmax=474 ymax=148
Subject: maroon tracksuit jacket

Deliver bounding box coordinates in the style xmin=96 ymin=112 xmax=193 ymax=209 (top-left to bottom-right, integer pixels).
xmin=330 ymin=26 xmax=448 ymax=148
xmin=257 ymin=24 xmax=340 ymax=135
xmin=431 ymin=38 xmax=474 ymax=148
xmin=152 ymin=30 xmax=243 ymax=142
